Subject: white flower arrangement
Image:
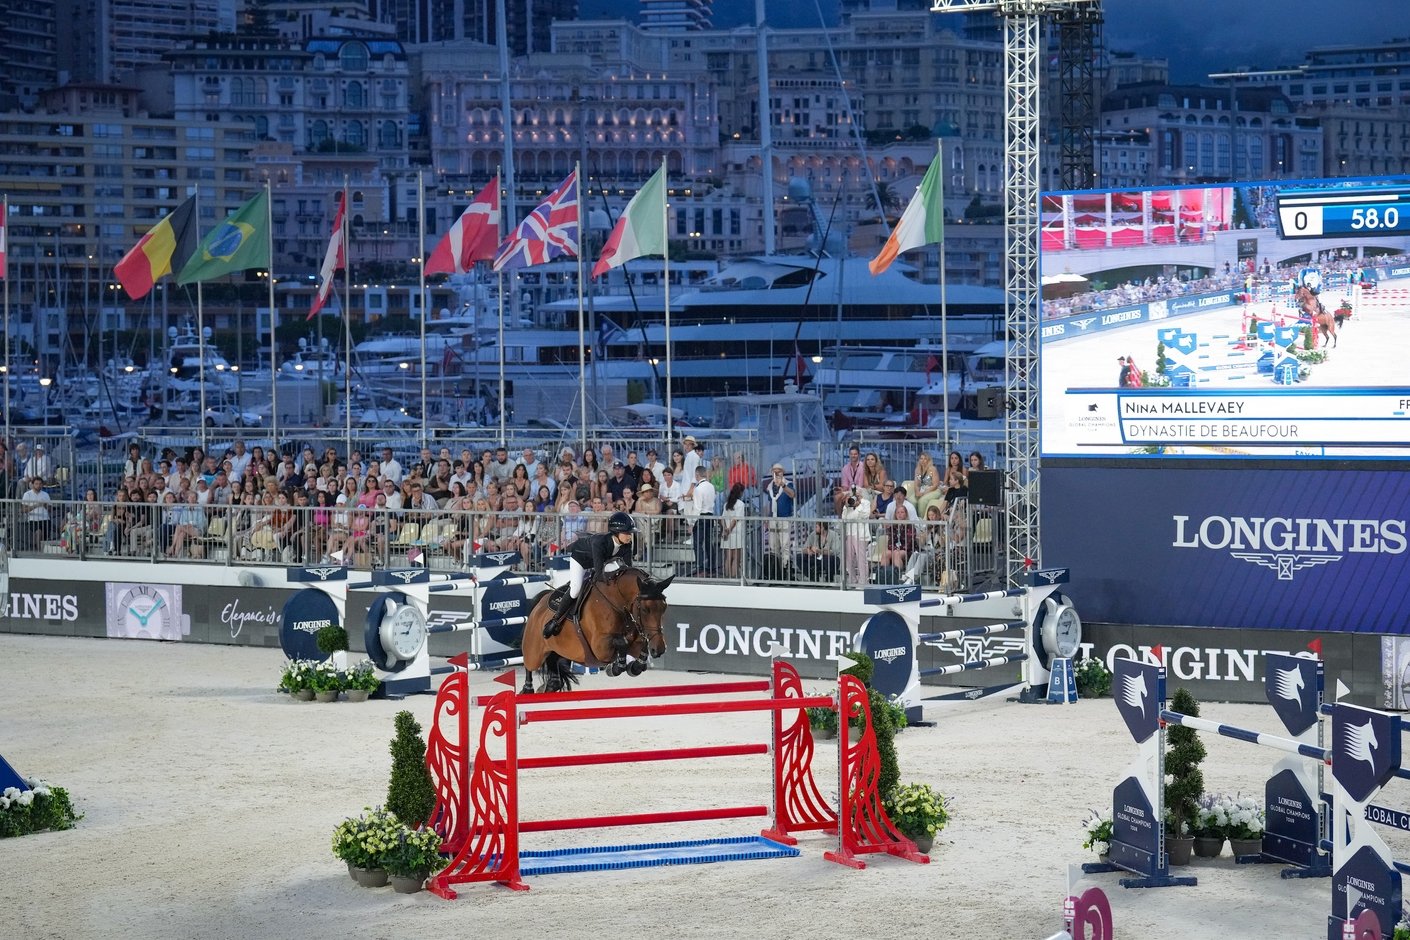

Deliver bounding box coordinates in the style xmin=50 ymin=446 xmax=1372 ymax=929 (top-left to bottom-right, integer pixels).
xmin=1196 ymin=793 xmax=1263 ymax=840
xmin=1081 ymin=807 xmax=1113 ymax=856
xmin=0 ymin=776 xmax=80 ymax=837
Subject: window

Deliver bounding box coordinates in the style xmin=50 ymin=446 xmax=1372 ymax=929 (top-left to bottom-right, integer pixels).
xmin=340 ymin=43 xmax=368 ymax=72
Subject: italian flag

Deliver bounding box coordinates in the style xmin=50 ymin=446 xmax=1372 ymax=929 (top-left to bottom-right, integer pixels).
xmin=868 ymin=157 xmax=944 ymax=276
xmin=593 ymin=164 xmax=666 ymax=279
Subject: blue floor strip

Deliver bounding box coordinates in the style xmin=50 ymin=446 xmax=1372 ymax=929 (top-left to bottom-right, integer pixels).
xmin=518 ymin=835 xmax=799 ymax=876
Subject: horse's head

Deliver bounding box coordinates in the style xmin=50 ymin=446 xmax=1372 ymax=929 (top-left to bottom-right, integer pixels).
xmin=631 ymin=572 xmax=672 ymax=660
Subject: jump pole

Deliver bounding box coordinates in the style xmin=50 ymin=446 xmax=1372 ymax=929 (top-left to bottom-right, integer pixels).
xmin=858 ymin=567 xmax=1075 ymax=722
xmin=1090 ymin=652 xmax=1329 ymax=889
xmin=423 ymin=658 xmax=924 ymax=897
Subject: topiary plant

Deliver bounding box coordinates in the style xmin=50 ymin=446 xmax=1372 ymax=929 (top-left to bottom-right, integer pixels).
xmin=316 ymin=625 xmax=349 ymax=655
xmin=386 ymin=711 xmax=436 ymax=828
xmin=839 ymin=651 xmax=875 ymax=688
xmin=1165 ymin=687 xmax=1206 ymax=838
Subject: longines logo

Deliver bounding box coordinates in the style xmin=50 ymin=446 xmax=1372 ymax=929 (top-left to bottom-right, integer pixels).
xmin=390 ymin=570 xmax=423 ymax=584
xmin=304 ymin=566 xmax=342 ymax=580
xmin=486 ymin=552 xmax=518 ymax=565
xmin=1071 ymin=317 xmax=1096 ymax=330
xmin=884 ymin=587 xmax=914 ymax=602
xmin=1172 ymin=514 xmax=1407 ymax=581
xmin=872 ymin=645 xmax=906 ymax=664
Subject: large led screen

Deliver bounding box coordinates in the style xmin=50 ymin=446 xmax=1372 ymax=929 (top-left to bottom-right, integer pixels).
xmin=1039 ymin=176 xmax=1410 ymax=460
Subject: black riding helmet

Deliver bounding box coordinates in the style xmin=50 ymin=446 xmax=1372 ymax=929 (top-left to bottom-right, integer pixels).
xmin=608 ymin=511 xmax=635 ymax=534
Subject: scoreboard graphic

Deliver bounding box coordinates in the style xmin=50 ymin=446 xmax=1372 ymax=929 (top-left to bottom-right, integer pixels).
xmin=1277 ymin=186 xmax=1410 ymax=239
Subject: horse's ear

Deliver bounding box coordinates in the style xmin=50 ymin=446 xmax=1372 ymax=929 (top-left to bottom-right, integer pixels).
xmin=655 ymin=574 xmax=675 ymax=593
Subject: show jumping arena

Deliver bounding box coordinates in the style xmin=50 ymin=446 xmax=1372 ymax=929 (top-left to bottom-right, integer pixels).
xmin=3 ymin=631 xmax=1392 ymax=940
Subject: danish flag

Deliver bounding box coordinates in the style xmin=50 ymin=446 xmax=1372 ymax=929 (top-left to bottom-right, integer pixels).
xmin=492 ymin=170 xmax=579 ymax=272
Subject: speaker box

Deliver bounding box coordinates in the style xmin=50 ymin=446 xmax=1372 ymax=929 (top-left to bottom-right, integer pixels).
xmin=975 ymin=386 xmax=1004 ymax=420
xmin=968 ymin=469 xmax=1003 ymax=506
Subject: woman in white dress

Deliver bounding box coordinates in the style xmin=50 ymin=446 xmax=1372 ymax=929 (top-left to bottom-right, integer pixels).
xmin=721 ymin=482 xmax=747 ymax=578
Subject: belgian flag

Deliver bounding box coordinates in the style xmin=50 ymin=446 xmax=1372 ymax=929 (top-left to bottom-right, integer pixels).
xmin=114 ymin=196 xmax=197 ymax=300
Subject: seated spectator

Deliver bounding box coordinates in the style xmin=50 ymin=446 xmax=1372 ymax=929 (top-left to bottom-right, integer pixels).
xmin=559 ymin=499 xmax=587 ymax=544
xmin=879 ymin=503 xmax=918 ymax=574
xmin=795 ymin=520 xmax=842 ymax=582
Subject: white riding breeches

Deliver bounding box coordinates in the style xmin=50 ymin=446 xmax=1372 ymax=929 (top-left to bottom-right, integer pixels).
xmin=568 ymin=557 xmax=587 ymax=598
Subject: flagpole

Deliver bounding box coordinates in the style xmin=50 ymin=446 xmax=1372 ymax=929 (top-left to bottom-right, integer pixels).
xmin=575 ymin=163 xmax=587 ymax=452
xmin=662 ymin=157 xmax=673 ymax=445
xmin=266 ymin=180 xmax=278 ymax=446
xmin=504 ymin=264 xmax=510 ymax=445
xmin=937 ymin=141 xmax=950 ymax=449
xmin=418 ymin=169 xmax=428 ymax=445
xmin=2 ymin=195 xmax=9 ymax=464
xmin=342 ymin=179 xmax=351 ymax=458
xmin=195 ymin=185 xmax=208 ymax=453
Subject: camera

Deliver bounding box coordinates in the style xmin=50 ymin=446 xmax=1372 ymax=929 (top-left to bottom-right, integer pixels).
xmin=846 ymin=496 xmax=858 ymax=509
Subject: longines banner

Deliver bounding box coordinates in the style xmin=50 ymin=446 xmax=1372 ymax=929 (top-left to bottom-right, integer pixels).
xmin=1043 ymin=467 xmax=1410 ymax=635
xmin=0 ymin=574 xmax=1392 ymax=703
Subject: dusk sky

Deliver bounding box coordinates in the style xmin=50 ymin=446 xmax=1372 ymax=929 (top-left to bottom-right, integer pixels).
xmin=579 ymin=0 xmax=1402 ymax=84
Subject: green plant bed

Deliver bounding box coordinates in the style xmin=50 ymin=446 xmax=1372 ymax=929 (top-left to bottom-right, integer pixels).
xmin=0 ymin=780 xmax=82 ymax=838
xmin=1074 ymin=657 xmax=1112 ymax=698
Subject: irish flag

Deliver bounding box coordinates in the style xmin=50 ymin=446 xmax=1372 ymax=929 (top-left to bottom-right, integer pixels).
xmin=592 ymin=164 xmax=666 ymax=279
xmin=868 ymin=157 xmax=944 ymax=276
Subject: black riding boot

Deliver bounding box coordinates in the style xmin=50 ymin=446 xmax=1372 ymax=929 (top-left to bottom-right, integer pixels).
xmin=542 ymin=587 xmax=570 ymax=638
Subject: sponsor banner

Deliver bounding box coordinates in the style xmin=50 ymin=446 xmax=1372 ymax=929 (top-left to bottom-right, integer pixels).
xmin=1167 ymin=290 xmax=1236 ymax=316
xmin=1 ymin=580 xmax=102 ymax=634
xmin=1044 ymin=466 xmax=1410 ymax=635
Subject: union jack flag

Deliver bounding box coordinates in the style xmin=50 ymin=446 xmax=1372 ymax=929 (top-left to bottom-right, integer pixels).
xmin=492 ymin=170 xmax=579 ymax=272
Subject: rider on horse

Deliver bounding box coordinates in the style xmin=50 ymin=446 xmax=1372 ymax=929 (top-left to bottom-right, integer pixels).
xmin=1293 ymin=265 xmax=1323 ymax=307
xmin=542 ymin=510 xmax=636 ymax=638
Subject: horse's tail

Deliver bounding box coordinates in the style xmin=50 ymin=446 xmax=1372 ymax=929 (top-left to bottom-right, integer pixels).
xmin=544 ymin=651 xmax=580 ymax=691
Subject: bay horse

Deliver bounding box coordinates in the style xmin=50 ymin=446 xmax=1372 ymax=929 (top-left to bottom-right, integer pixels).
xmin=1295 ymin=285 xmax=1337 ymax=349
xmin=519 ymin=567 xmax=672 ymax=693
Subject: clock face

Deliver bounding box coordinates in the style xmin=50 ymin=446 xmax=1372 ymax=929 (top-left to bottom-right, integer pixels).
xmin=110 ymin=584 xmax=176 ymax=640
xmin=383 ymin=601 xmax=427 ymax=661
xmin=1053 ymin=606 xmax=1082 ymax=658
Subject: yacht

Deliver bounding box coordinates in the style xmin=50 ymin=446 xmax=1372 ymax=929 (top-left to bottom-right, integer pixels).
xmin=280 ymin=337 xmax=346 ymax=381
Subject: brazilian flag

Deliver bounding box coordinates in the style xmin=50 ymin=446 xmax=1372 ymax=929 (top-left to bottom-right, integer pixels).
xmin=177 ymin=191 xmax=270 ymax=284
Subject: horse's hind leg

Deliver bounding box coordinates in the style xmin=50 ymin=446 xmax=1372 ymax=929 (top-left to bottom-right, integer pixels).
xmin=521 ymin=666 xmax=535 ymax=694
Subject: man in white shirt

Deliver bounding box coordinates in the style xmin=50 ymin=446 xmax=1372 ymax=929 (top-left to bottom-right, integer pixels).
xmin=20 ymin=476 xmax=51 ymax=550
xmin=23 ymin=444 xmax=54 ymax=482
xmin=227 ymin=440 xmax=251 ymax=481
xmin=690 ymin=466 xmax=718 ymax=576
xmin=681 ymin=436 xmax=701 ymax=485
xmin=520 ymin=447 xmax=540 ymax=480
xmin=644 ymin=448 xmax=667 ymax=481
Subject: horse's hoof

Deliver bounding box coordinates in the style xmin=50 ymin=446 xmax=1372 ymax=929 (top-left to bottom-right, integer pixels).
xmin=606 ymin=662 xmax=623 ymax=677
xmin=627 ymin=661 xmax=646 ymax=676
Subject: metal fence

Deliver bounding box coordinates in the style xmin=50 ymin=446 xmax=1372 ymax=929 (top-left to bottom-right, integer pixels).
xmin=0 ymin=497 xmax=1002 ymax=594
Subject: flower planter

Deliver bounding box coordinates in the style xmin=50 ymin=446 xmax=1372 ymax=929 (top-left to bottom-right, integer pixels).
xmin=293 ymin=689 xmax=315 ymax=702
xmin=1230 ymin=838 xmax=1263 ymax=859
xmin=907 ymin=833 xmax=934 ymax=854
xmin=388 ymin=874 xmax=427 ymax=894
xmin=315 ymin=690 xmax=340 ymax=703
xmin=848 ymin=725 xmax=863 ymax=744
xmin=345 ymin=690 xmax=371 ymax=703
xmin=811 ymin=725 xmax=837 ymax=740
xmin=351 ymin=866 xmax=388 ymax=888
xmin=1166 ymin=835 xmax=1195 ymax=866
xmin=1193 ymin=835 xmax=1225 ymax=858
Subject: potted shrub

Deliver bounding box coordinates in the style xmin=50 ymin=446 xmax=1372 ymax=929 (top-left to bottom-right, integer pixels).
xmin=1074 ymin=657 xmax=1112 ymax=699
xmin=883 ymin=782 xmax=949 ymax=854
xmin=1193 ymin=793 xmax=1228 ymax=858
xmin=381 ymin=824 xmax=445 ymax=893
xmin=387 ymin=711 xmax=436 ymax=827
xmin=279 ymin=659 xmax=316 ymax=701
xmin=807 ymin=706 xmax=838 ymax=740
xmin=310 ymin=660 xmax=344 ymax=702
xmin=343 ymin=661 xmax=381 ymax=703
xmin=331 ymin=806 xmax=400 ymax=887
xmin=1080 ymin=807 xmax=1113 ymax=860
xmin=1164 ymin=687 xmax=1206 ymax=866
xmin=0 ymin=778 xmax=81 ymax=839
xmin=1224 ymin=794 xmax=1265 ymax=859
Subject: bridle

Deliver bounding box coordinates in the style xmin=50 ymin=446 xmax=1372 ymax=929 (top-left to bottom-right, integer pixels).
xmin=596 ymin=569 xmax=666 ymax=653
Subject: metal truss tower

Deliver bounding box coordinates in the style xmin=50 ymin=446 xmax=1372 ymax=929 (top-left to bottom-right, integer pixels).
xmin=1055 ymin=4 xmax=1102 ymax=190
xmin=930 ymin=0 xmax=1101 ymax=585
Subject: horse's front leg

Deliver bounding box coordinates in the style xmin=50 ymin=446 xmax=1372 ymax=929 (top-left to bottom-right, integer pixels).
xmin=521 ymin=666 xmax=535 ymax=695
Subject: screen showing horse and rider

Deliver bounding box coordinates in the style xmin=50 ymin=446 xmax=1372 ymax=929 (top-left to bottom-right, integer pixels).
xmin=1037 ymin=174 xmax=1410 ymax=460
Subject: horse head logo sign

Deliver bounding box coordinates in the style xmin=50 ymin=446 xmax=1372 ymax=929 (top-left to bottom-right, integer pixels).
xmin=1264 ymin=652 xmax=1321 ymax=736
xmin=1332 ymin=703 xmax=1401 ymax=804
xmin=1114 ymin=659 xmax=1162 ymax=744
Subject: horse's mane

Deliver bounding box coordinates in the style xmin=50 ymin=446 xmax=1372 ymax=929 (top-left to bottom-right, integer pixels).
xmin=602 ymin=566 xmax=647 ymax=586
